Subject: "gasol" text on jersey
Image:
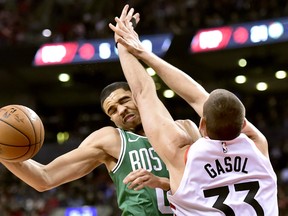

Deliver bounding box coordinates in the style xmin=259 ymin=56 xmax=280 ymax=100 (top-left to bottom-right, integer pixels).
xmin=204 ymin=156 xmax=248 ymax=178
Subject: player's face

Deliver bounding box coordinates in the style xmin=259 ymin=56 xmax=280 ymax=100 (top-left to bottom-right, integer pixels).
xmin=102 ymin=89 xmax=142 ymax=131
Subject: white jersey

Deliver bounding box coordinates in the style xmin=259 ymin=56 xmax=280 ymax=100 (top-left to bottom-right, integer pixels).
xmin=168 ymin=134 xmax=278 ymax=216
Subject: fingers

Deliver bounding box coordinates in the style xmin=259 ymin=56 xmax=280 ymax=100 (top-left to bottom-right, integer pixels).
xmin=108 ymin=18 xmax=126 ymax=36
xmin=109 ymin=4 xmax=141 ymax=52
xmin=123 ymin=168 xmax=145 ymax=184
xmin=127 ymin=175 xmax=149 ymax=190
xmin=119 ymin=4 xmax=138 ymax=24
xmin=116 ymin=17 xmax=128 ymax=30
xmin=133 ymin=13 xmax=140 ymax=25
xmin=123 ymin=169 xmax=151 ymax=191
xmin=132 ymin=183 xmax=145 ymax=191
xmin=117 ymin=4 xmax=140 ymax=27
xmin=108 ymin=24 xmax=130 ymax=49
xmin=110 ymin=4 xmax=139 ymax=34
xmin=110 ymin=17 xmax=133 ymax=39
xmin=119 ymin=4 xmax=129 ymax=21
xmin=127 ymin=7 xmax=135 ymax=21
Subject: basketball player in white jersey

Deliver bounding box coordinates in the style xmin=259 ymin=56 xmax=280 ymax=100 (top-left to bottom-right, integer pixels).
xmin=109 ymin=5 xmax=278 ymax=215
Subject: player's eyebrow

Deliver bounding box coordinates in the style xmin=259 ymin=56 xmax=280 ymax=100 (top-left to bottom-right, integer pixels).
xmin=106 ymin=95 xmax=130 ymax=115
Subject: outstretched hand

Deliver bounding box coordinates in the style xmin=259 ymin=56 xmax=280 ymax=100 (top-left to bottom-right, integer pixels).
xmin=119 ymin=4 xmax=140 ymax=26
xmin=109 ymin=5 xmax=145 ymax=58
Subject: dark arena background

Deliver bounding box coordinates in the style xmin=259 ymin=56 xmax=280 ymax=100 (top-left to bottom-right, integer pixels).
xmin=0 ymin=1 xmax=288 ymax=215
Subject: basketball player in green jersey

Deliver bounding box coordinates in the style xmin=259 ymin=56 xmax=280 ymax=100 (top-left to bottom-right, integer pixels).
xmin=0 ymin=10 xmax=201 ymax=216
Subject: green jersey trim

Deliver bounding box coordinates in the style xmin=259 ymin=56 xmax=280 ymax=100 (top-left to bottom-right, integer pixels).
xmin=111 ymin=128 xmax=126 ymax=173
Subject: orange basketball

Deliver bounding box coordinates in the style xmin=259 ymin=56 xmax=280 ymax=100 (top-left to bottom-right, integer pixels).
xmin=0 ymin=105 xmax=44 ymax=162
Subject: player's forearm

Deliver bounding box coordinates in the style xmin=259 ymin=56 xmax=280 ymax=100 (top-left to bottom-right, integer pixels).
xmin=241 ymin=119 xmax=269 ymax=157
xmin=138 ymin=50 xmax=209 ymax=117
xmin=118 ymin=44 xmax=156 ymax=99
xmin=1 ymin=160 xmax=49 ymax=191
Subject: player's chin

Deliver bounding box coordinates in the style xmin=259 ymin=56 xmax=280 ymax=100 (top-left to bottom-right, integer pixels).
xmin=123 ymin=116 xmax=140 ymax=126
xmin=123 ymin=122 xmax=141 ymax=132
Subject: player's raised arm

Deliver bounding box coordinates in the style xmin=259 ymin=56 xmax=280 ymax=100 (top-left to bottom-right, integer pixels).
xmin=241 ymin=119 xmax=269 ymax=158
xmin=109 ymin=6 xmax=193 ymax=184
xmin=109 ymin=13 xmax=208 ymax=117
xmin=137 ymin=51 xmax=209 ymax=117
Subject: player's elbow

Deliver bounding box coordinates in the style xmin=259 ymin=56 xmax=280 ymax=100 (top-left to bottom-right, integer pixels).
xmin=168 ymin=131 xmax=192 ymax=150
xmin=34 ymin=186 xmax=48 ymax=192
xmin=33 ymin=181 xmax=54 ymax=192
xmin=33 ymin=171 xmax=56 ymax=192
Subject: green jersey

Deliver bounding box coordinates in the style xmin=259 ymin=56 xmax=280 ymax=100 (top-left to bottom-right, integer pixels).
xmin=109 ymin=128 xmax=173 ymax=216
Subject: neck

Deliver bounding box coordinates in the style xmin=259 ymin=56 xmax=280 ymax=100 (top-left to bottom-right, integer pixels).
xmin=134 ymin=124 xmax=145 ymax=136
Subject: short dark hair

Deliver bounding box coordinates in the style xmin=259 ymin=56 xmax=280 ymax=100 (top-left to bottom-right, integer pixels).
xmin=203 ymin=89 xmax=245 ymax=140
xmin=100 ymin=82 xmax=131 ymax=109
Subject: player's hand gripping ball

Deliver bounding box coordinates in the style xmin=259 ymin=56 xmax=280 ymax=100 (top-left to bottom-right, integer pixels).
xmin=0 ymin=105 xmax=44 ymax=162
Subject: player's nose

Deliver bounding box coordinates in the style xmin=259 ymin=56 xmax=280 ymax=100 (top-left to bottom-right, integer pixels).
xmin=117 ymin=104 xmax=126 ymax=115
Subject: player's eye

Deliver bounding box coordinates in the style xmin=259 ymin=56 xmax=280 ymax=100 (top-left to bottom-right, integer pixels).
xmin=120 ymin=97 xmax=131 ymax=104
xmin=108 ymin=107 xmax=116 ymax=116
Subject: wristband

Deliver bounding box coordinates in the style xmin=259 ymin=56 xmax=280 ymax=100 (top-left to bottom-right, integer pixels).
xmin=131 ymin=17 xmax=137 ymax=28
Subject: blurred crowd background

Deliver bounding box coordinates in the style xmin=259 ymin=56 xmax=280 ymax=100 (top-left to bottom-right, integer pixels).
xmin=1 ymin=0 xmax=288 ymax=45
xmin=0 ymin=0 xmax=288 ymax=215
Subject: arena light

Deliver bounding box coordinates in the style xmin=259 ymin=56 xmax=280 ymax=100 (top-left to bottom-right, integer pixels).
xmin=191 ymin=17 xmax=288 ymax=53
xmin=33 ymin=34 xmax=172 ymax=66
xmin=275 ymin=70 xmax=287 ymax=79
xmin=238 ymin=58 xmax=247 ymax=67
xmin=235 ymin=75 xmax=247 ymax=84
xmin=256 ymin=82 xmax=268 ymax=91
xmin=146 ymin=67 xmax=156 ymax=76
xmin=163 ymin=89 xmax=175 ymax=98
xmin=58 ymin=73 xmax=70 ymax=82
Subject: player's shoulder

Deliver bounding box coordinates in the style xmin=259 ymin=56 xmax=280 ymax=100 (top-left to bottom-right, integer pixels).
xmin=175 ymin=119 xmax=201 ymax=141
xmin=77 ymin=126 xmax=122 ymax=166
xmin=97 ymin=125 xmax=119 ymax=133
xmin=82 ymin=126 xmax=121 ymax=148
xmin=91 ymin=126 xmax=120 ymax=139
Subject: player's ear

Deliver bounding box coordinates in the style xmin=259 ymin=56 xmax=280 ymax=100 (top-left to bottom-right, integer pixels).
xmin=199 ymin=117 xmax=207 ymax=137
xmin=242 ymin=119 xmax=247 ymax=129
